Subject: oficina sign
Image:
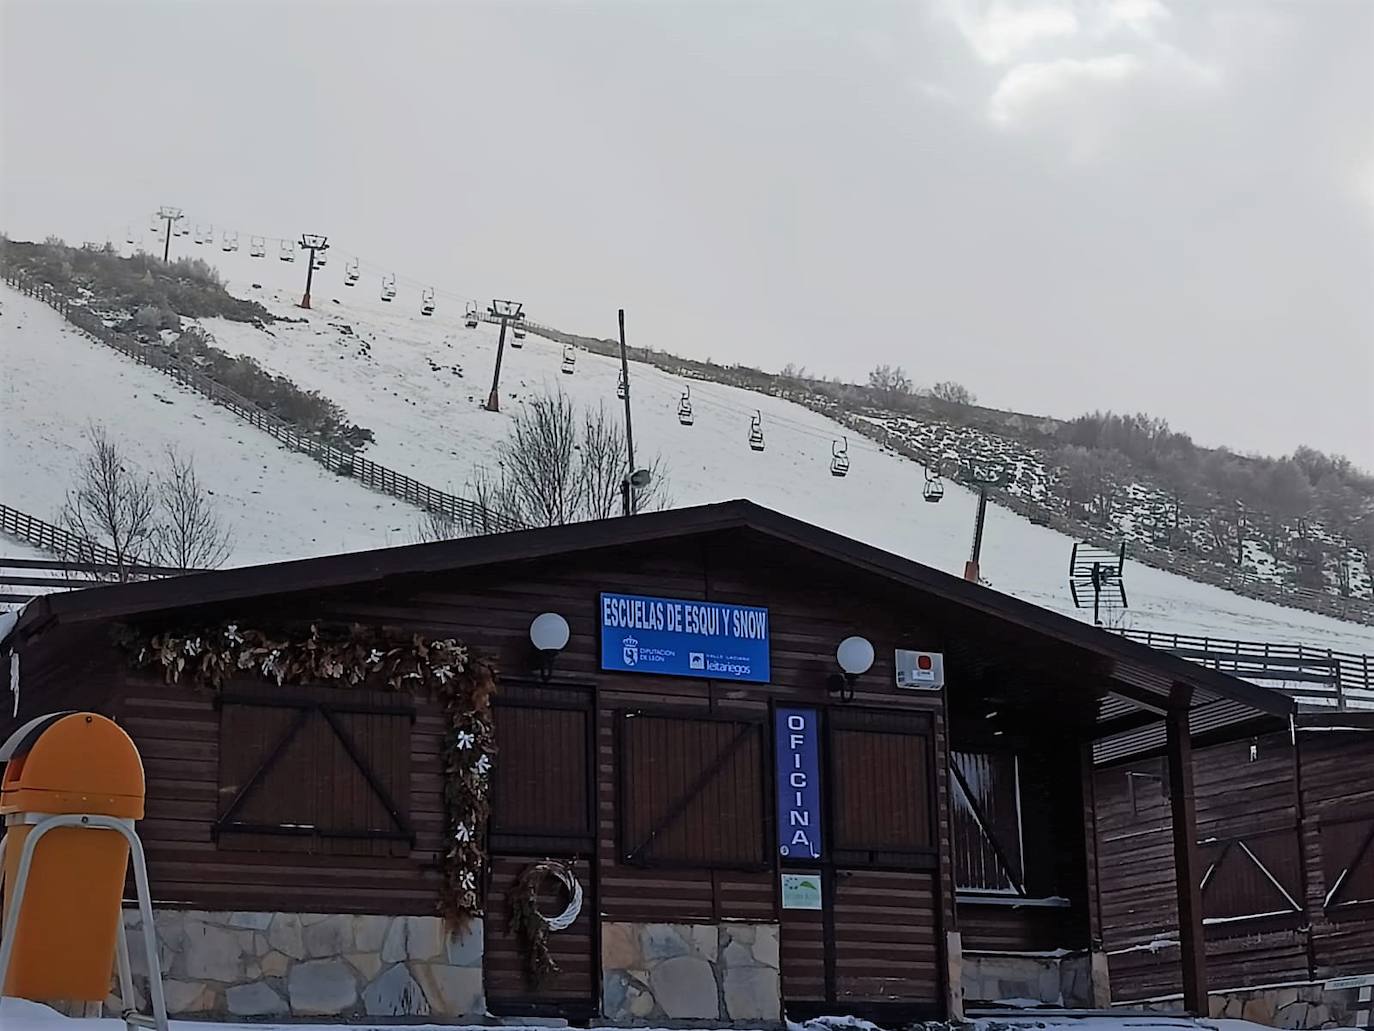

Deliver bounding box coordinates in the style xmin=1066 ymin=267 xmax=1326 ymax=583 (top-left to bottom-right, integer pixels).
xmin=599 ymin=592 xmax=770 ymax=683
xmin=775 ymin=707 xmax=822 ymax=860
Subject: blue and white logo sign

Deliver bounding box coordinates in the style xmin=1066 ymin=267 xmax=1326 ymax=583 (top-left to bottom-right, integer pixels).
xmin=775 ymin=707 xmax=822 ymax=860
xmin=599 ymin=593 xmax=770 ymax=683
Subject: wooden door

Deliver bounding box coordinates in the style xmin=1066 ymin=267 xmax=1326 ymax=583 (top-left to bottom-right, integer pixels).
xmin=780 ymin=707 xmax=943 ymax=1021
xmin=484 ymin=681 xmax=598 ymax=1019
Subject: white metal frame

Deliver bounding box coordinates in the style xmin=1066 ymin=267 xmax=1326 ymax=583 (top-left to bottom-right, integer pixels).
xmin=0 ymin=812 xmax=168 ymax=1031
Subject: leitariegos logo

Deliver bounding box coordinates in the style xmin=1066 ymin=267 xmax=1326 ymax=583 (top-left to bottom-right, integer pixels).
xmin=622 ymin=636 xmax=639 ymax=666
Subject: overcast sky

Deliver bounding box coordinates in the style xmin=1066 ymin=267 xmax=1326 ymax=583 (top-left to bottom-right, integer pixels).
xmin=3 ymin=0 xmax=1371 ymax=468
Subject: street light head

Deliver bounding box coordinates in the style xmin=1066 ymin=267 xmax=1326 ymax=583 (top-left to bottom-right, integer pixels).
xmin=628 ymin=468 xmax=652 ymax=489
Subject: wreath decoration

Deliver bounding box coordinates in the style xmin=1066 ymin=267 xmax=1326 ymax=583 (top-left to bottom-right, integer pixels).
xmin=508 ymin=860 xmax=584 ymax=988
xmin=115 ymin=621 xmax=496 ymax=928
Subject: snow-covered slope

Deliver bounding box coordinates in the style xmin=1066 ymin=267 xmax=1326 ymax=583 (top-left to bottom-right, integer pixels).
xmin=134 ymin=243 xmax=1374 ymax=653
xmin=1 ymin=284 xmax=433 ymax=565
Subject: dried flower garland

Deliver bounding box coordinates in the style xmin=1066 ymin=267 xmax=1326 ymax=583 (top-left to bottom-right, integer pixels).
xmin=115 ymin=621 xmax=496 ymax=928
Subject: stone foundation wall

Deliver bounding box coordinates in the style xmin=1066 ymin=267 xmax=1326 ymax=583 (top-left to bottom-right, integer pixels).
xmin=962 ymin=953 xmax=1096 ymax=1007
xmin=114 ymin=909 xmax=484 ymax=1020
xmin=1205 ymin=984 xmax=1370 ymax=1028
xmin=1129 ymin=982 xmax=1371 ymax=1029
xmin=601 ymin=921 xmax=780 ymax=1022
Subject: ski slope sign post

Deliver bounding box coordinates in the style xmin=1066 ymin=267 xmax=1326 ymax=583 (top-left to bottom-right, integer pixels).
xmin=598 ymin=592 xmax=770 ymax=683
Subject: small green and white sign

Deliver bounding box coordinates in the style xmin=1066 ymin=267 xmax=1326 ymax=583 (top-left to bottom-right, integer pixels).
xmin=780 ymin=872 xmax=823 ymax=910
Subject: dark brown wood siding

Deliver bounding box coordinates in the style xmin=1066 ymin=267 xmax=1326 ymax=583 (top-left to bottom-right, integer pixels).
xmin=5 ymin=528 xmax=1083 ymax=1018
xmin=1094 ymin=729 xmax=1374 ymax=1002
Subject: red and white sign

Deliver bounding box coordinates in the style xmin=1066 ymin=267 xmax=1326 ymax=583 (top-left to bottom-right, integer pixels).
xmin=895 ymin=649 xmax=945 ymax=689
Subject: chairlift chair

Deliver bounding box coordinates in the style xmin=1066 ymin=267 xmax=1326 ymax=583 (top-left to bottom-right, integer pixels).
xmin=344 ymin=258 xmax=359 ymax=286
xmin=147 ymin=215 xmax=161 ymax=235
xmin=249 ymin=235 xmax=266 ymax=258
xmin=279 ymin=240 xmax=295 ymax=262
xmin=561 ymin=345 xmax=576 ymax=374
xmin=512 ymin=325 xmax=526 ymax=340
xmin=312 ymin=249 xmax=328 ymax=269
xmin=125 ymin=226 xmax=136 ymax=245
xmin=421 ymin=287 xmax=436 ymax=316
xmin=464 ymin=301 xmax=479 ymax=329
xmin=830 ymin=437 xmax=850 ymax=478
xmin=222 ymin=231 xmax=239 ymax=253
xmin=380 ymin=274 xmax=397 ymax=302
xmin=922 ymin=465 xmax=944 ymax=503
xmin=677 ymin=386 xmax=694 ymax=426
xmin=195 ymin=224 xmax=210 ymax=245
xmin=748 ymin=411 xmax=765 ymax=452
xmin=616 ymin=371 xmax=627 ymax=400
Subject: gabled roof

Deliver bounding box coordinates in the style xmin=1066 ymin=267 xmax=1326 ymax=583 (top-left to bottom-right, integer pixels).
xmin=11 ymin=499 xmax=1294 ymax=747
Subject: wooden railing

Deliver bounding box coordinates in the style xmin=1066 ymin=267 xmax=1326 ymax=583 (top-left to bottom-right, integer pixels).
xmin=2 ymin=268 xmax=522 ymax=535
xmin=0 ymin=502 xmax=118 ymax=564
xmin=0 ymin=503 xmax=201 ymax=605
xmin=1119 ymin=628 xmax=1374 ymax=710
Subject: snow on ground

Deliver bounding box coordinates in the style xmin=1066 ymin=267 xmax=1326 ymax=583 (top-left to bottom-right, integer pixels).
xmin=4 ymin=998 xmax=1356 ymax=1031
xmin=183 ymin=246 xmax=1374 ymax=653
xmin=0 ymin=284 xmax=432 ymax=565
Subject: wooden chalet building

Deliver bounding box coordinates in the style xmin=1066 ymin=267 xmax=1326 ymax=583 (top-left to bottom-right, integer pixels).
xmin=2 ymin=499 xmax=1352 ymax=1026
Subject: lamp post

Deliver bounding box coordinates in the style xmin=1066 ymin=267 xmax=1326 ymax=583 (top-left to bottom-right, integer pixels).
xmin=617 ymin=309 xmax=638 ymax=514
xmin=298 ymin=234 xmax=328 ymax=309
xmin=484 ymin=299 xmax=524 ymax=413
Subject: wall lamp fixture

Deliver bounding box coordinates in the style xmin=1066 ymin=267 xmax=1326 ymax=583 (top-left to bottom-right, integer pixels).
xmin=829 ymin=636 xmax=875 ymax=702
xmin=529 ymin=612 xmax=571 ymax=683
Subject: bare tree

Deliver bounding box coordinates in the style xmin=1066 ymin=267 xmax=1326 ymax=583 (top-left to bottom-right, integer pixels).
xmin=867 ymin=364 xmax=913 ymax=399
xmin=579 ymin=404 xmax=671 ymax=519
xmin=931 ymin=380 xmax=976 ymax=406
xmin=501 ymin=391 xmax=581 ymax=527
xmin=412 ymin=508 xmax=461 ymax=543
xmin=61 ymin=424 xmax=158 ymax=580
xmin=150 ymin=447 xmax=232 ymax=569
xmin=459 ymin=391 xmax=672 ymax=533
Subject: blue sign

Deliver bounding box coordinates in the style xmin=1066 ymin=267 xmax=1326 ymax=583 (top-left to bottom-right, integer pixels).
xmin=775 ymin=707 xmax=822 ymax=860
xmin=599 ymin=592 xmax=770 ymax=683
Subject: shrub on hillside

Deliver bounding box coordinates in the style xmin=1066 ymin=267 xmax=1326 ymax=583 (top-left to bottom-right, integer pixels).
xmin=165 ymin=327 xmax=374 ymax=449
xmin=0 ymin=236 xmax=272 ymax=324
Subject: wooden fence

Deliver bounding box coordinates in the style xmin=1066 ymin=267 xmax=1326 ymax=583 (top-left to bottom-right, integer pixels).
xmin=1119 ymin=627 xmax=1374 ymax=710
xmin=0 ymin=504 xmax=199 ymax=605
xmin=2 ymin=269 xmax=522 ymax=535
xmin=1 ymin=502 xmax=118 ymax=565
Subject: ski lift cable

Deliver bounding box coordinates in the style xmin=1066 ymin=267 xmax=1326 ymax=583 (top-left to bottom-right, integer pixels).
xmin=127 ymin=211 xmax=985 ymax=478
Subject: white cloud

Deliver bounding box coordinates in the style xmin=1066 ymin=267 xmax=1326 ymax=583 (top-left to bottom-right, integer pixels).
xmin=944 ymin=0 xmax=1080 ymax=65
xmin=987 ymin=53 xmax=1143 ymax=127
xmin=1104 ymin=0 xmax=1170 ymax=37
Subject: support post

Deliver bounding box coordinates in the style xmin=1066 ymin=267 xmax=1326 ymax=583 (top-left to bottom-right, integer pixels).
xmin=156 ymin=206 xmax=182 ymax=263
xmin=964 ymin=487 xmax=989 ymax=582
xmin=301 ymin=251 xmax=316 ymax=309
xmin=1166 ymin=685 xmax=1207 ymax=1015
xmin=297 ymin=234 xmax=328 ymax=310
xmin=617 ymin=308 xmax=636 ymax=515
xmin=486 ymin=316 xmax=509 ymax=412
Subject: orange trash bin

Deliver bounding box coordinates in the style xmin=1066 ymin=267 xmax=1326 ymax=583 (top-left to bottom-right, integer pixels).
xmin=0 ymin=712 xmax=145 ymax=1002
